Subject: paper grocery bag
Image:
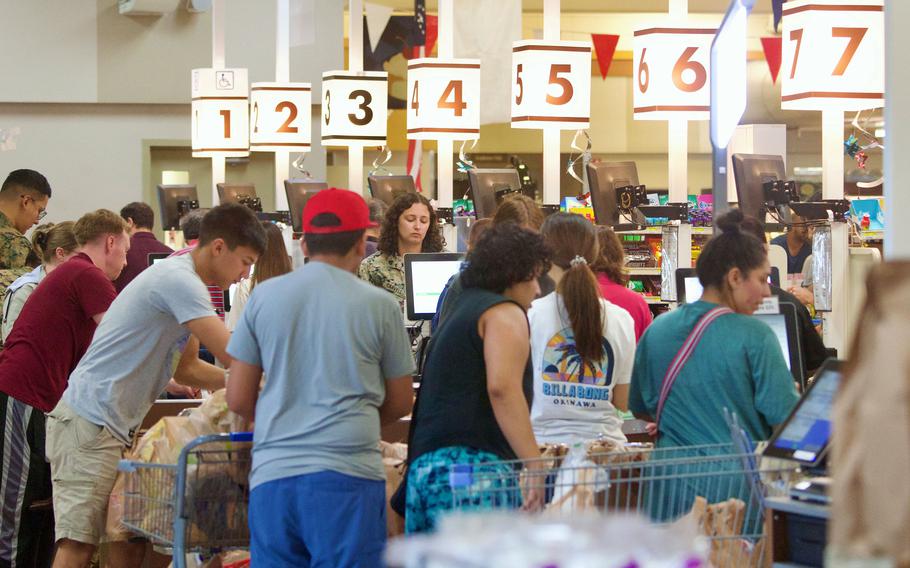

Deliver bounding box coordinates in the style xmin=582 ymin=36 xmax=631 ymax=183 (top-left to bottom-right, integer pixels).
xmin=831 ymin=262 xmax=910 ymax=567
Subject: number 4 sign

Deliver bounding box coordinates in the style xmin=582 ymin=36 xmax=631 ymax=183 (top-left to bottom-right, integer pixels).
xmin=781 ymin=0 xmax=883 ymax=111
xmin=191 ymin=68 xmax=249 ymax=157
xmin=406 ymin=58 xmax=481 ymax=141
xmin=632 ymin=27 xmax=716 ymax=121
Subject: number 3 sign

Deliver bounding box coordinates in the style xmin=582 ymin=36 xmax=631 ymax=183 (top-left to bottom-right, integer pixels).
xmin=632 ymin=27 xmax=715 ymax=121
xmin=249 ymin=83 xmax=312 ymax=152
xmin=407 ymin=58 xmax=481 ymax=140
xmin=511 ymin=40 xmax=592 ymax=130
xmin=781 ymin=0 xmax=883 ymax=111
xmin=191 ymin=68 xmax=249 ymax=157
xmin=322 ymin=71 xmax=388 ymax=146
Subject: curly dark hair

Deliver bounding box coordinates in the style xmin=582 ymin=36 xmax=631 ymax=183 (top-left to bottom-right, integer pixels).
xmin=462 ymin=223 xmax=551 ymax=293
xmin=377 ymin=192 xmax=445 ymax=256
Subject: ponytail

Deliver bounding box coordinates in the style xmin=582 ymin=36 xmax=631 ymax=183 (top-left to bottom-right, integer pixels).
xmin=541 ymin=213 xmax=605 ymax=364
xmin=558 ymin=256 xmax=605 ymax=362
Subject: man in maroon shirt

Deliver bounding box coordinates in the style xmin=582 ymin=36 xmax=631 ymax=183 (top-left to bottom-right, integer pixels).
xmin=113 ymin=202 xmax=172 ymax=292
xmin=0 ymin=209 xmax=127 ymax=568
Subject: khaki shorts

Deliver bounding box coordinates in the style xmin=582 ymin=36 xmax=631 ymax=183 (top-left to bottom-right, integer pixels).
xmin=46 ymin=401 xmax=124 ymax=546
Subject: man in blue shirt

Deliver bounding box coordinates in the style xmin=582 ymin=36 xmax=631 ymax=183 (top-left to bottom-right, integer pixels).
xmin=770 ymin=211 xmax=812 ymax=275
xmin=227 ymin=188 xmax=414 ymax=567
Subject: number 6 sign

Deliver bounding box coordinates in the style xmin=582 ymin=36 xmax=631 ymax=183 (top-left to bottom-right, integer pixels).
xmin=511 ymin=40 xmax=592 ymax=130
xmin=249 ymin=82 xmax=312 ymax=152
xmin=321 ymin=71 xmax=388 ymax=146
xmin=191 ymin=68 xmax=249 ymax=157
xmin=632 ymin=27 xmax=715 ymax=121
xmin=781 ymin=0 xmax=883 ymax=111
xmin=406 ymin=58 xmax=480 ymax=141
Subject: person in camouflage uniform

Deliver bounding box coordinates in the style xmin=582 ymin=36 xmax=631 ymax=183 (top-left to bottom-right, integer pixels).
xmin=0 ymin=169 xmax=52 ymax=299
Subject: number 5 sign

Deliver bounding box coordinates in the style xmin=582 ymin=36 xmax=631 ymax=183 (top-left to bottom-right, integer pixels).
xmin=511 ymin=40 xmax=591 ymax=130
xmin=632 ymin=27 xmax=716 ymax=121
xmin=249 ymin=83 xmax=312 ymax=152
xmin=407 ymin=58 xmax=480 ymax=140
xmin=191 ymin=68 xmax=249 ymax=157
xmin=781 ymin=0 xmax=883 ymax=111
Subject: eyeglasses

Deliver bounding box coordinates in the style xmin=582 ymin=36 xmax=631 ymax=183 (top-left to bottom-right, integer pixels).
xmin=23 ymin=195 xmax=47 ymax=221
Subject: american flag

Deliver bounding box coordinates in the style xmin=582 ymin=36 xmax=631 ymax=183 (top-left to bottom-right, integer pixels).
xmin=407 ymin=0 xmax=427 ymax=192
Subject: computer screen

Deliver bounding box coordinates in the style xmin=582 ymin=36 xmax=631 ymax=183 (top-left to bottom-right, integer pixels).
xmin=676 ymin=268 xmax=780 ymax=304
xmin=586 ymin=161 xmax=639 ymax=227
xmin=368 ymin=175 xmax=417 ymax=207
xmin=467 ymin=169 xmax=522 ymax=219
xmin=216 ymin=183 xmax=257 ymax=204
xmin=754 ymin=313 xmax=791 ymax=371
xmin=731 ymin=153 xmax=788 ymax=222
xmin=684 ymin=277 xmax=703 ymax=303
xmin=765 ymin=359 xmax=842 ymax=465
xmin=147 ymin=252 xmax=171 ymax=267
xmin=157 ymin=184 xmax=199 ymax=231
xmin=284 ymin=179 xmax=329 ymax=233
xmin=404 ymin=253 xmax=464 ymax=320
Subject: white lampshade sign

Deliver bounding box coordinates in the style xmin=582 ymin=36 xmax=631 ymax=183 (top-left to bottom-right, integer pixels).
xmin=191 ymin=68 xmax=250 ymax=157
xmin=781 ymin=0 xmax=883 ymax=111
xmin=510 ymin=40 xmax=592 ymax=130
xmin=321 ymin=71 xmax=389 ymax=146
xmin=406 ymin=58 xmax=480 ymax=140
xmin=249 ymin=82 xmax=312 ymax=152
xmin=633 ymin=27 xmax=716 ymax=121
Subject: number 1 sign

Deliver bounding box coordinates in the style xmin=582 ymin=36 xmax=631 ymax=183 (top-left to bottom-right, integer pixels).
xmin=781 ymin=0 xmax=883 ymax=111
xmin=191 ymin=68 xmax=249 ymax=157
xmin=511 ymin=40 xmax=592 ymax=130
xmin=249 ymin=83 xmax=312 ymax=152
xmin=406 ymin=58 xmax=481 ymax=141
xmin=632 ymin=27 xmax=716 ymax=121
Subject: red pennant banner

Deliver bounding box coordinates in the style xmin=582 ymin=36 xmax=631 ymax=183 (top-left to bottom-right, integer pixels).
xmin=591 ymin=34 xmax=620 ymax=80
xmin=761 ymin=37 xmax=783 ymax=84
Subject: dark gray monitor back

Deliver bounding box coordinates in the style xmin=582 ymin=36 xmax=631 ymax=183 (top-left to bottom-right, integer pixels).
xmin=468 ymin=168 xmax=522 ymax=219
xmin=368 ymin=175 xmax=417 ymax=206
xmin=157 ymin=184 xmax=199 ymax=231
xmin=731 ymin=154 xmax=787 ymax=221
xmin=586 ymin=161 xmax=640 ymax=226
xmin=284 ymin=179 xmax=329 ymax=233
xmin=216 ymin=183 xmax=257 ymax=204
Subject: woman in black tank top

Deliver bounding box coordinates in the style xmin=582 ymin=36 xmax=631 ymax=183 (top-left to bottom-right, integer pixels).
xmin=404 ymin=223 xmax=552 ymax=533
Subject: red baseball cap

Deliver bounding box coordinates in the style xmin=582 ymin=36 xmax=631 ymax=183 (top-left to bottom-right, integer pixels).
xmin=302 ymin=188 xmax=378 ymax=234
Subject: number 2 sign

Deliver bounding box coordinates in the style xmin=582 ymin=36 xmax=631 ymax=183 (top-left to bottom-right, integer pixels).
xmin=191 ymin=68 xmax=249 ymax=157
xmin=781 ymin=0 xmax=883 ymax=111
xmin=249 ymin=83 xmax=312 ymax=152
xmin=632 ymin=27 xmax=715 ymax=121
xmin=406 ymin=58 xmax=480 ymax=141
xmin=511 ymin=40 xmax=592 ymax=130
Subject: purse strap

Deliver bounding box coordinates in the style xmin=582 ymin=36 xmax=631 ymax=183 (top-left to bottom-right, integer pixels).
xmin=655 ymin=307 xmax=733 ymax=434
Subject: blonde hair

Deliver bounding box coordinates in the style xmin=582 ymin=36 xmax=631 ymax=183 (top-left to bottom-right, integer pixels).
xmin=31 ymin=222 xmax=78 ymax=264
xmin=73 ymin=209 xmax=128 ymax=246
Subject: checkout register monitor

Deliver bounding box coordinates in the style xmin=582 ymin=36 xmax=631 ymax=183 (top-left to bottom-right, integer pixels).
xmin=368 ymin=175 xmax=417 ymax=207
xmin=764 ymin=359 xmax=842 ymax=466
xmin=284 ymin=179 xmax=329 ymax=233
xmin=467 ymin=169 xmax=522 ymax=220
xmin=404 ymin=253 xmax=464 ymax=321
xmin=586 ymin=161 xmax=639 ymax=227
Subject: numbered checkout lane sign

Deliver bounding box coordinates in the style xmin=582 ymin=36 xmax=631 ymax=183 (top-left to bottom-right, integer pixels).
xmin=511 ymin=40 xmax=591 ymax=130
xmin=406 ymin=58 xmax=480 ymax=140
xmin=192 ymin=68 xmax=249 ymax=157
xmin=249 ymin=82 xmax=311 ymax=152
xmin=321 ymin=71 xmax=388 ymax=146
xmin=632 ymin=27 xmax=716 ymax=121
xmin=781 ymin=0 xmax=883 ymax=111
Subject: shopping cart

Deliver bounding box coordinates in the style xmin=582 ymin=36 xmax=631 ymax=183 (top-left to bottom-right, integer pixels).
xmin=443 ymin=442 xmax=801 ymax=567
xmin=118 ymin=432 xmax=253 ymax=568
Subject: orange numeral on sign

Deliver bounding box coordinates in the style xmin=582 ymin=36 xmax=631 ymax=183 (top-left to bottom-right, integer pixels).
xmin=638 ymin=48 xmax=650 ymax=93
xmin=832 ymin=27 xmax=867 ymax=76
xmin=438 ymin=80 xmax=467 ymax=116
xmin=276 ymin=101 xmax=298 ymax=133
xmin=515 ymin=64 xmax=524 ymax=105
xmin=411 ymin=81 xmax=420 ymax=116
xmin=546 ymin=64 xmax=573 ymax=105
xmin=789 ymin=29 xmax=804 ymax=80
xmin=672 ymin=47 xmax=707 ymax=93
xmin=219 ymin=109 xmax=231 ymax=138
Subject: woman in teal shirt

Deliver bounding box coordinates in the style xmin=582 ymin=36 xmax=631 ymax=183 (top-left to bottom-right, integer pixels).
xmin=629 ymin=209 xmax=799 ymax=448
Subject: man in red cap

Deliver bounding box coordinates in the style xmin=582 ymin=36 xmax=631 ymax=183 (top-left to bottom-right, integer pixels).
xmin=227 ymin=188 xmax=414 ymax=567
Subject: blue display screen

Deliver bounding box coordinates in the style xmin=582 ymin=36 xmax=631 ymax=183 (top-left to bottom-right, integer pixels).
xmin=772 ymin=369 xmax=841 ymax=460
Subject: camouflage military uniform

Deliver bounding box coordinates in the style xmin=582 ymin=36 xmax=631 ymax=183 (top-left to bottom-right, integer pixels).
xmin=358 ymin=251 xmax=406 ymax=309
xmin=0 ymin=211 xmax=33 ymax=300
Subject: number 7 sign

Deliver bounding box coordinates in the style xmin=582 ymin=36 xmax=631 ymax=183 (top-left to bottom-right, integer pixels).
xmin=781 ymin=0 xmax=883 ymax=111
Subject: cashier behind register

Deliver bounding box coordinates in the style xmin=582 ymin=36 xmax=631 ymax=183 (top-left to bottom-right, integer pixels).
xmin=629 ymin=209 xmax=799 ymax=448
xmin=770 ymin=210 xmax=812 ymax=275
xmin=741 ymin=216 xmax=828 ymax=375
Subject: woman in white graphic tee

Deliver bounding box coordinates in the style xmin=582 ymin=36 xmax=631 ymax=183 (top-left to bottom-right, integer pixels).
xmin=528 ymin=213 xmax=636 ymax=446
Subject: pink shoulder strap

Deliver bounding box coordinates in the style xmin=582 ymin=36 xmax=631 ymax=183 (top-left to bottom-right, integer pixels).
xmin=655 ymin=307 xmax=733 ymax=434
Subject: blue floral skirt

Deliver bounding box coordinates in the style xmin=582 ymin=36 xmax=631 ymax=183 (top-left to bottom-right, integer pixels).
xmin=405 ymin=446 xmax=521 ymax=534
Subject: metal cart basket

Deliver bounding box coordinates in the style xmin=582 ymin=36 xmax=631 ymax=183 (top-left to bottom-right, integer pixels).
xmin=441 ymin=442 xmax=800 ymax=567
xmin=118 ymin=432 xmax=253 ymax=568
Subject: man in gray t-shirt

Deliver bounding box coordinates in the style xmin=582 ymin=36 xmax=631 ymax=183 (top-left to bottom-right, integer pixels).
xmin=227 ymin=188 xmax=414 ymax=567
xmin=47 ymin=204 xmax=267 ymax=568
